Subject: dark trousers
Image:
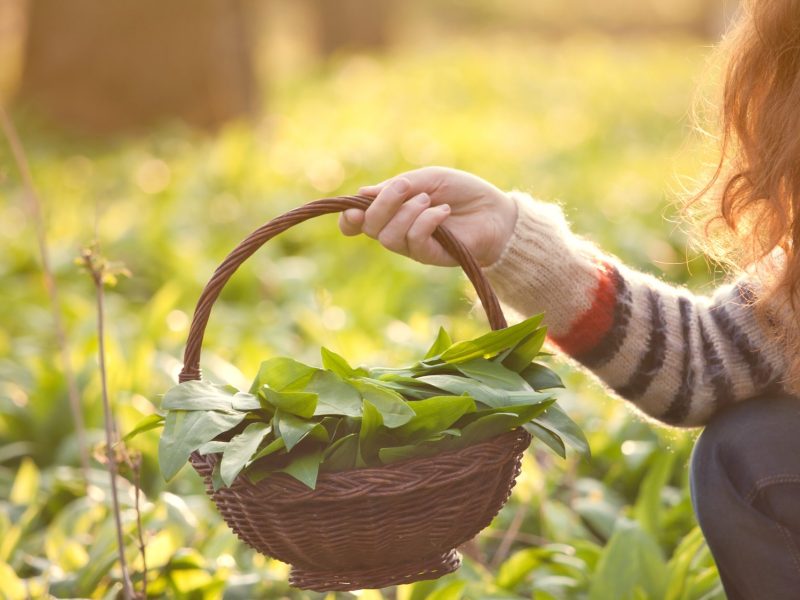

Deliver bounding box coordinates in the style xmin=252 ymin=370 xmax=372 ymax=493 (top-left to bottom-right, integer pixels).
xmin=690 ymin=393 xmax=800 ymax=599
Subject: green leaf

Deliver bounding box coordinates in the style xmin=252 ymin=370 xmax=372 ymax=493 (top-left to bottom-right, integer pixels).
xmin=633 ymin=451 xmax=676 ymax=539
xmin=424 ymin=326 xmax=453 ymax=359
xmin=520 ymin=362 xmax=565 ymax=390
xmin=395 ymin=396 xmax=475 ymax=443
xmin=274 ymin=410 xmax=322 ymax=451
xmin=231 ymin=392 xmax=261 ymax=411
xmin=249 ymin=357 xmax=318 ymax=393
xmin=378 ymin=443 xmax=440 ymax=465
xmin=589 ymin=519 xmax=668 ymax=600
xmin=321 ymin=347 xmax=367 ymax=378
xmin=306 ymin=370 xmax=362 ymax=417
xmin=211 ymin=461 xmax=224 ymax=492
xmin=122 ymin=414 xmax=164 ymax=442
xmin=197 ymin=440 xmax=228 ymax=456
xmin=280 ymin=448 xmax=323 ymax=489
xmin=496 ymin=547 xmax=543 ymax=590
xmin=364 ymin=374 xmax=443 ymax=400
xmin=220 ymin=422 xmax=271 ymax=487
xmin=351 ymin=379 xmax=414 ymax=427
xmin=416 ymin=374 xmax=509 ymax=406
xmin=322 ymin=433 xmax=358 ymax=471
xmin=159 ymin=409 xmax=246 ymax=481
xmin=357 ymin=400 xmax=384 ymax=466
xmin=523 ymin=422 xmax=566 ymax=458
xmin=502 ymin=327 xmax=547 ymax=372
xmin=454 ymin=405 xmax=547 ymax=447
xmin=260 ymin=387 xmax=318 ymax=418
xmin=455 ymin=357 xmax=531 ymax=391
xmin=534 ymin=403 xmax=591 ymax=459
xmin=440 ymin=314 xmax=543 ymax=364
xmin=162 ymin=380 xmax=242 ymax=412
xmin=249 ymin=436 xmax=286 ymax=462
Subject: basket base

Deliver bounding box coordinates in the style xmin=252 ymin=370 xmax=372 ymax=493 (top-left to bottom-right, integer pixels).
xmin=289 ymin=548 xmax=462 ymax=592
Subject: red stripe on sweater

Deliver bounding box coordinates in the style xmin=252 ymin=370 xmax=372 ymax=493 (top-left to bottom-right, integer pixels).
xmin=550 ymin=259 xmax=618 ymax=357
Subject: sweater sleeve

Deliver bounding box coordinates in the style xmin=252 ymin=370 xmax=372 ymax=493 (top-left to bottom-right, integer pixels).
xmin=483 ymin=191 xmax=788 ymax=427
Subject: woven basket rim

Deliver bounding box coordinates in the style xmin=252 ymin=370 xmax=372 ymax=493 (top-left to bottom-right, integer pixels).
xmin=191 ymin=427 xmax=530 ymax=502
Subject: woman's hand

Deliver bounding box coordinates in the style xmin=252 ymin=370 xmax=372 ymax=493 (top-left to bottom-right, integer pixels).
xmin=339 ymin=166 xmax=517 ymax=267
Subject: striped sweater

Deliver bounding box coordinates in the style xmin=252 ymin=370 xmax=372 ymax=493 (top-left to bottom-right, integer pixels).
xmin=483 ymin=192 xmax=790 ymax=427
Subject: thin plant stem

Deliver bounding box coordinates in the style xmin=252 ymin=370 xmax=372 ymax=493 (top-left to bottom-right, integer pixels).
xmin=0 ymin=104 xmax=91 ymax=483
xmin=132 ymin=453 xmax=148 ymax=598
xmin=87 ymin=254 xmax=135 ymax=600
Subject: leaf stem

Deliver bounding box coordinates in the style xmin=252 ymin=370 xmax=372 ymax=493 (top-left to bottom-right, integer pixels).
xmin=84 ymin=246 xmax=135 ymax=600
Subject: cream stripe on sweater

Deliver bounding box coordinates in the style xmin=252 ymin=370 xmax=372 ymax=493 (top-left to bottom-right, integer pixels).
xmin=483 ymin=192 xmax=790 ymax=427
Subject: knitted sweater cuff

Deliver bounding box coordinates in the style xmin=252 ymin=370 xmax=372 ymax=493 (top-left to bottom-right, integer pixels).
xmin=483 ymin=191 xmax=609 ymax=339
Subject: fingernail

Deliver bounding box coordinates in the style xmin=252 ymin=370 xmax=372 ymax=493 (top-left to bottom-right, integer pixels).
xmin=393 ymin=178 xmax=410 ymax=193
xmin=440 ymin=204 xmax=451 ymax=213
xmin=415 ymin=193 xmax=430 ymax=205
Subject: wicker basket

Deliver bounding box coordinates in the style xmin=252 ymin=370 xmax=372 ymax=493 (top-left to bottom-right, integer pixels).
xmin=178 ymin=196 xmax=531 ymax=591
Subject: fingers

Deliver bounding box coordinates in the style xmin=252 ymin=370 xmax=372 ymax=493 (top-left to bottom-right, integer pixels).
xmin=375 ymin=193 xmax=431 ymax=255
xmin=407 ymin=204 xmax=453 ymax=264
xmin=338 ymin=209 xmax=365 ymax=236
xmin=362 ymin=178 xmax=414 ymax=238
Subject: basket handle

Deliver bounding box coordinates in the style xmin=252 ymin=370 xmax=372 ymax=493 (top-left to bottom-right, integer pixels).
xmin=179 ymin=195 xmax=508 ymax=382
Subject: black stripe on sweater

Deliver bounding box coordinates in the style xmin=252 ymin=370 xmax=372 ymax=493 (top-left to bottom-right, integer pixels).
xmin=709 ymin=295 xmax=774 ymax=387
xmin=614 ymin=289 xmax=667 ymax=400
xmin=662 ymin=296 xmax=695 ymax=425
xmin=576 ymin=264 xmax=634 ymax=369
xmin=698 ymin=316 xmax=734 ymax=408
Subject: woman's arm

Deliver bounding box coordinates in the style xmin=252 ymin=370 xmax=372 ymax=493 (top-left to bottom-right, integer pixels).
xmin=485 ymin=192 xmax=788 ymax=426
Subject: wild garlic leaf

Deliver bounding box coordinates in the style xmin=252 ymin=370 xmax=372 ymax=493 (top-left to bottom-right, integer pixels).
xmin=249 ymin=358 xmax=318 ymax=394
xmin=455 ymin=357 xmax=532 ymax=391
xmin=416 ymin=374 xmax=509 ymax=407
xmin=123 ymin=414 xmax=165 ymax=442
xmin=280 ymin=448 xmax=323 ymax=489
xmin=378 ymin=443 xmax=440 ymax=465
xmin=306 ymin=370 xmax=362 ymax=417
xmin=220 ymin=422 xmax=271 ymax=487
xmin=274 ymin=410 xmax=320 ymax=451
xmin=272 ymin=409 xmax=328 ymax=452
xmin=357 ymin=400 xmax=384 ymax=467
xmin=162 ymin=380 xmax=241 ymax=412
xmin=231 ymin=392 xmax=260 ymax=411
xmin=321 ymin=347 xmax=367 ymax=378
xmin=449 ymin=403 xmax=550 ymax=449
xmin=524 ymin=421 xmax=567 ymax=459
xmin=159 ymin=409 xmax=246 ymax=481
xmin=440 ymin=314 xmax=543 ymax=364
xmin=321 ymin=433 xmax=358 ymax=472
xmin=502 ymin=327 xmax=548 ymax=373
xmin=249 ymin=436 xmax=286 ymax=462
xmin=534 ymin=403 xmax=591 ymax=459
xmin=198 ymin=440 xmax=229 ymax=456
xmin=395 ymin=395 xmax=476 ymax=443
xmin=520 ymin=362 xmax=565 ymax=390
xmin=423 ymin=326 xmax=453 ymax=359
xmin=260 ymin=387 xmax=318 ymax=419
xmin=350 ymin=379 xmax=414 ymax=428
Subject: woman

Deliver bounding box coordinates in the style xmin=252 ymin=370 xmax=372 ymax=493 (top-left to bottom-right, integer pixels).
xmin=338 ymin=1 xmax=800 ymax=597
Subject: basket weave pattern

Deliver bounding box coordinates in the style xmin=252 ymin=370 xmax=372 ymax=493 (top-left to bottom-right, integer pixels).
xmin=178 ymin=196 xmax=529 ymax=591
xmin=191 ymin=428 xmax=530 ymax=591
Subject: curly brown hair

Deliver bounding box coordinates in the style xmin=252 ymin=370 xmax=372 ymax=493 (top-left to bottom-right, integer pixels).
xmin=685 ymin=0 xmax=800 ymax=391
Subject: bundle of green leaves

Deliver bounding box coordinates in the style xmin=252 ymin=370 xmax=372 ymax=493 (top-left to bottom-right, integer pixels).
xmin=130 ymin=314 xmax=589 ymax=490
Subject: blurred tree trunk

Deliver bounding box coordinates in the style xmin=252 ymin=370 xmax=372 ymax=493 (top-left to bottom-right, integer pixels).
xmin=309 ymin=0 xmax=395 ymax=55
xmin=19 ymin=0 xmax=257 ymax=134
